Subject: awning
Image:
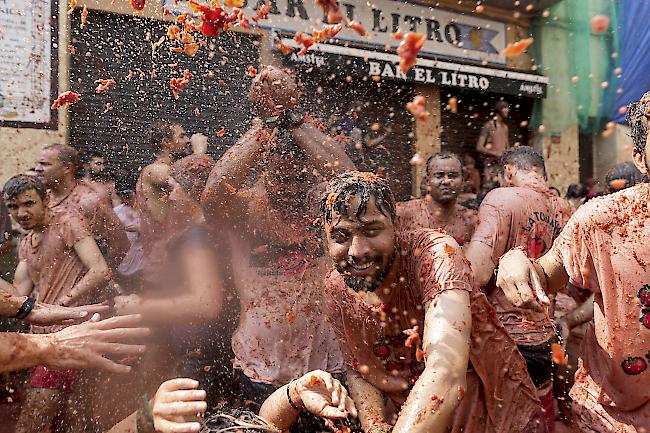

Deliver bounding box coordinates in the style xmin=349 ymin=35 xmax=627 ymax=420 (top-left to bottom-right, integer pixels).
xmin=280 ymin=38 xmax=549 ymax=99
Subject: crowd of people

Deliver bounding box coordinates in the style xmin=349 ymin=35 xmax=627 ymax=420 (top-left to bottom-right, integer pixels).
xmin=0 ymin=65 xmax=649 ymax=433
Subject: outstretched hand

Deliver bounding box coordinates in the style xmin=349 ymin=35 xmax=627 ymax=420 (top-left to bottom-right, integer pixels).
xmin=294 ymin=370 xmax=357 ymax=420
xmin=152 ymin=378 xmax=207 ymax=433
xmin=27 ymin=302 xmax=110 ymax=326
xmin=46 ymin=313 xmax=148 ymax=373
xmin=496 ymin=249 xmax=550 ymax=312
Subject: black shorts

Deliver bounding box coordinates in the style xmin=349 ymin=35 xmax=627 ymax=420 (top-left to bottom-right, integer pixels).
xmin=518 ymin=339 xmax=554 ymax=388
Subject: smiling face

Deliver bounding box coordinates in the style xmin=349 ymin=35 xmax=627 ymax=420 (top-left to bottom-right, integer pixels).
xmin=5 ymin=189 xmax=47 ymax=231
xmin=325 ymin=195 xmax=396 ymax=292
xmin=425 ymin=156 xmax=463 ymax=204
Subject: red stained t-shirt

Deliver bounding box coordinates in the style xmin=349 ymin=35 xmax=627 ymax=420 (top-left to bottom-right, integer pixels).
xmin=19 ymin=211 xmax=92 ymax=306
xmin=396 ymin=198 xmax=478 ymax=245
xmin=552 ymin=184 xmax=650 ymax=426
xmin=471 ymin=185 xmax=574 ymax=345
xmin=325 ymin=230 xmax=543 ymax=433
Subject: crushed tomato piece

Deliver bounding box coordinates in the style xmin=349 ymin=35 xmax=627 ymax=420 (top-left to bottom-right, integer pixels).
xmin=129 ymin=0 xmax=145 ymax=11
xmin=403 ymin=325 xmax=421 ymax=349
xmin=67 ymin=0 xmax=77 ymax=14
xmin=551 ymin=343 xmax=568 ymax=365
xmin=169 ymin=70 xmax=192 ymax=99
xmin=277 ymin=42 xmax=295 ymax=55
xmin=94 ymin=79 xmax=115 ymax=94
xmin=313 ymin=23 xmax=342 ymax=41
xmin=294 ymin=32 xmax=314 ymax=55
xmin=224 ymin=0 xmax=243 ymax=6
xmin=252 ymin=1 xmax=271 ymax=22
xmin=397 ymin=32 xmax=425 ymax=73
xmin=171 ymin=43 xmax=199 ymax=57
xmin=315 ymin=0 xmax=343 ymax=23
xmin=346 ymin=20 xmax=368 ymax=36
xmin=501 ymin=37 xmax=534 ymax=57
xmin=406 ymin=95 xmax=430 ymax=121
xmin=167 ymin=24 xmax=181 ymax=40
xmin=216 ymin=128 xmax=226 ymax=137
xmin=51 ymin=91 xmax=80 ymax=110
xmin=80 ymin=5 xmax=88 ymax=28
xmin=246 ymin=66 xmax=257 ymax=77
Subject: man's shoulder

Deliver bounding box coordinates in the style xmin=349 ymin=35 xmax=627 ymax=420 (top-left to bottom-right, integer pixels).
xmin=72 ymin=183 xmax=105 ymax=209
xmin=399 ymin=229 xmax=461 ymax=257
xmin=572 ymin=184 xmax=650 ymax=231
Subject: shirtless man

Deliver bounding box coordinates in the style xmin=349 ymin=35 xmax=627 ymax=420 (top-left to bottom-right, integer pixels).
xmin=80 ymin=149 xmax=119 ymax=206
xmin=35 ymin=144 xmax=128 ymax=273
xmin=476 ymin=100 xmax=510 ymax=158
xmin=136 ymin=121 xmax=190 ymax=284
xmin=495 ymin=92 xmax=650 ymax=432
xmin=3 ymin=175 xmax=111 ymax=433
xmin=201 ymin=65 xmax=355 ymax=407
xmin=397 ymin=152 xmax=477 ymax=245
xmin=464 ymin=146 xmax=574 ymax=426
xmin=321 ymin=171 xmax=546 ymax=433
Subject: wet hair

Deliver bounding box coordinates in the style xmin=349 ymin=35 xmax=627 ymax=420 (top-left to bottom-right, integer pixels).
xmin=500 ymin=146 xmax=547 ymax=178
xmin=3 ymin=175 xmax=47 ymax=201
xmin=148 ymin=120 xmax=176 ymax=152
xmin=604 ymin=161 xmax=645 ymax=190
xmin=201 ymin=409 xmax=278 ymax=432
xmin=169 ymin=154 xmax=215 ymax=201
xmin=43 ymin=144 xmax=80 ymax=170
xmin=321 ymin=171 xmax=396 ymax=224
xmin=425 ymin=152 xmax=464 ymax=177
xmin=626 ymin=91 xmax=650 ymax=153
xmin=495 ymin=100 xmax=509 ymax=111
xmin=566 ymin=183 xmax=588 ymax=199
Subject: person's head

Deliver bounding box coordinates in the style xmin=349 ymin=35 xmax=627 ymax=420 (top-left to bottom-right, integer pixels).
xmin=423 ymin=152 xmax=464 ymax=205
xmin=626 ymin=91 xmax=650 ymax=176
xmin=168 ymin=154 xmax=215 ymax=206
xmin=499 ymin=146 xmax=546 ymax=187
xmin=549 ymin=186 xmax=561 ymax=197
xmin=604 ymin=161 xmax=645 ymax=193
xmin=3 ymin=175 xmax=48 ymax=231
xmin=148 ymin=121 xmax=190 ymax=156
xmin=463 ymin=153 xmax=476 ymax=168
xmin=35 ymin=144 xmax=79 ymax=188
xmin=82 ymin=149 xmax=106 ymax=180
xmin=321 ymin=171 xmax=397 ymax=293
xmin=495 ymin=100 xmax=509 ymax=119
xmin=248 ymin=65 xmax=299 ymax=117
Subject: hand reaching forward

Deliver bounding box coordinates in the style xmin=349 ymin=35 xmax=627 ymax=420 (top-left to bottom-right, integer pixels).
xmin=293 ymin=370 xmax=358 ymax=419
xmin=496 ymin=249 xmax=550 ymax=312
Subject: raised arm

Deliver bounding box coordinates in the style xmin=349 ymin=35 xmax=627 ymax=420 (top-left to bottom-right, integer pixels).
xmin=393 ymin=290 xmax=471 ymax=433
xmin=290 ymin=121 xmax=355 ymax=176
xmin=200 ymin=122 xmax=267 ymax=224
xmin=62 ymin=236 xmax=111 ymax=306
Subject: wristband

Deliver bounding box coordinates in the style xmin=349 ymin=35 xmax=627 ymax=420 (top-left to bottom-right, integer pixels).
xmin=15 ymin=297 xmax=36 ymax=320
xmin=277 ymin=110 xmax=305 ymax=129
xmin=286 ymin=381 xmax=303 ymax=411
xmin=136 ymin=395 xmax=155 ymax=433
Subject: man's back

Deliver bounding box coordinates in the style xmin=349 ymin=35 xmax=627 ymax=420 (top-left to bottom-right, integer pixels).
xmin=471 ymin=185 xmax=573 ymax=345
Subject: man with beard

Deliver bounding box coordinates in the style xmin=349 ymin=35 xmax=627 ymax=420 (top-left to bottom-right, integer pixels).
xmin=35 ymin=144 xmax=128 ymax=273
xmin=80 ymin=149 xmax=118 ymax=206
xmin=3 ymin=175 xmax=112 ymax=433
xmin=495 ymin=92 xmax=650 ymax=432
xmin=464 ymin=147 xmax=574 ymax=426
xmin=320 ymin=171 xmax=546 ymax=433
xmin=397 ymin=152 xmax=477 ymax=245
xmin=201 ymin=65 xmax=355 ymax=409
xmin=136 ymin=121 xmax=191 ymax=286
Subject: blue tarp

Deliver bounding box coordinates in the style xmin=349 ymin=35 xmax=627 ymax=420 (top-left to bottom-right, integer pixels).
xmin=612 ymin=0 xmax=650 ymax=123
